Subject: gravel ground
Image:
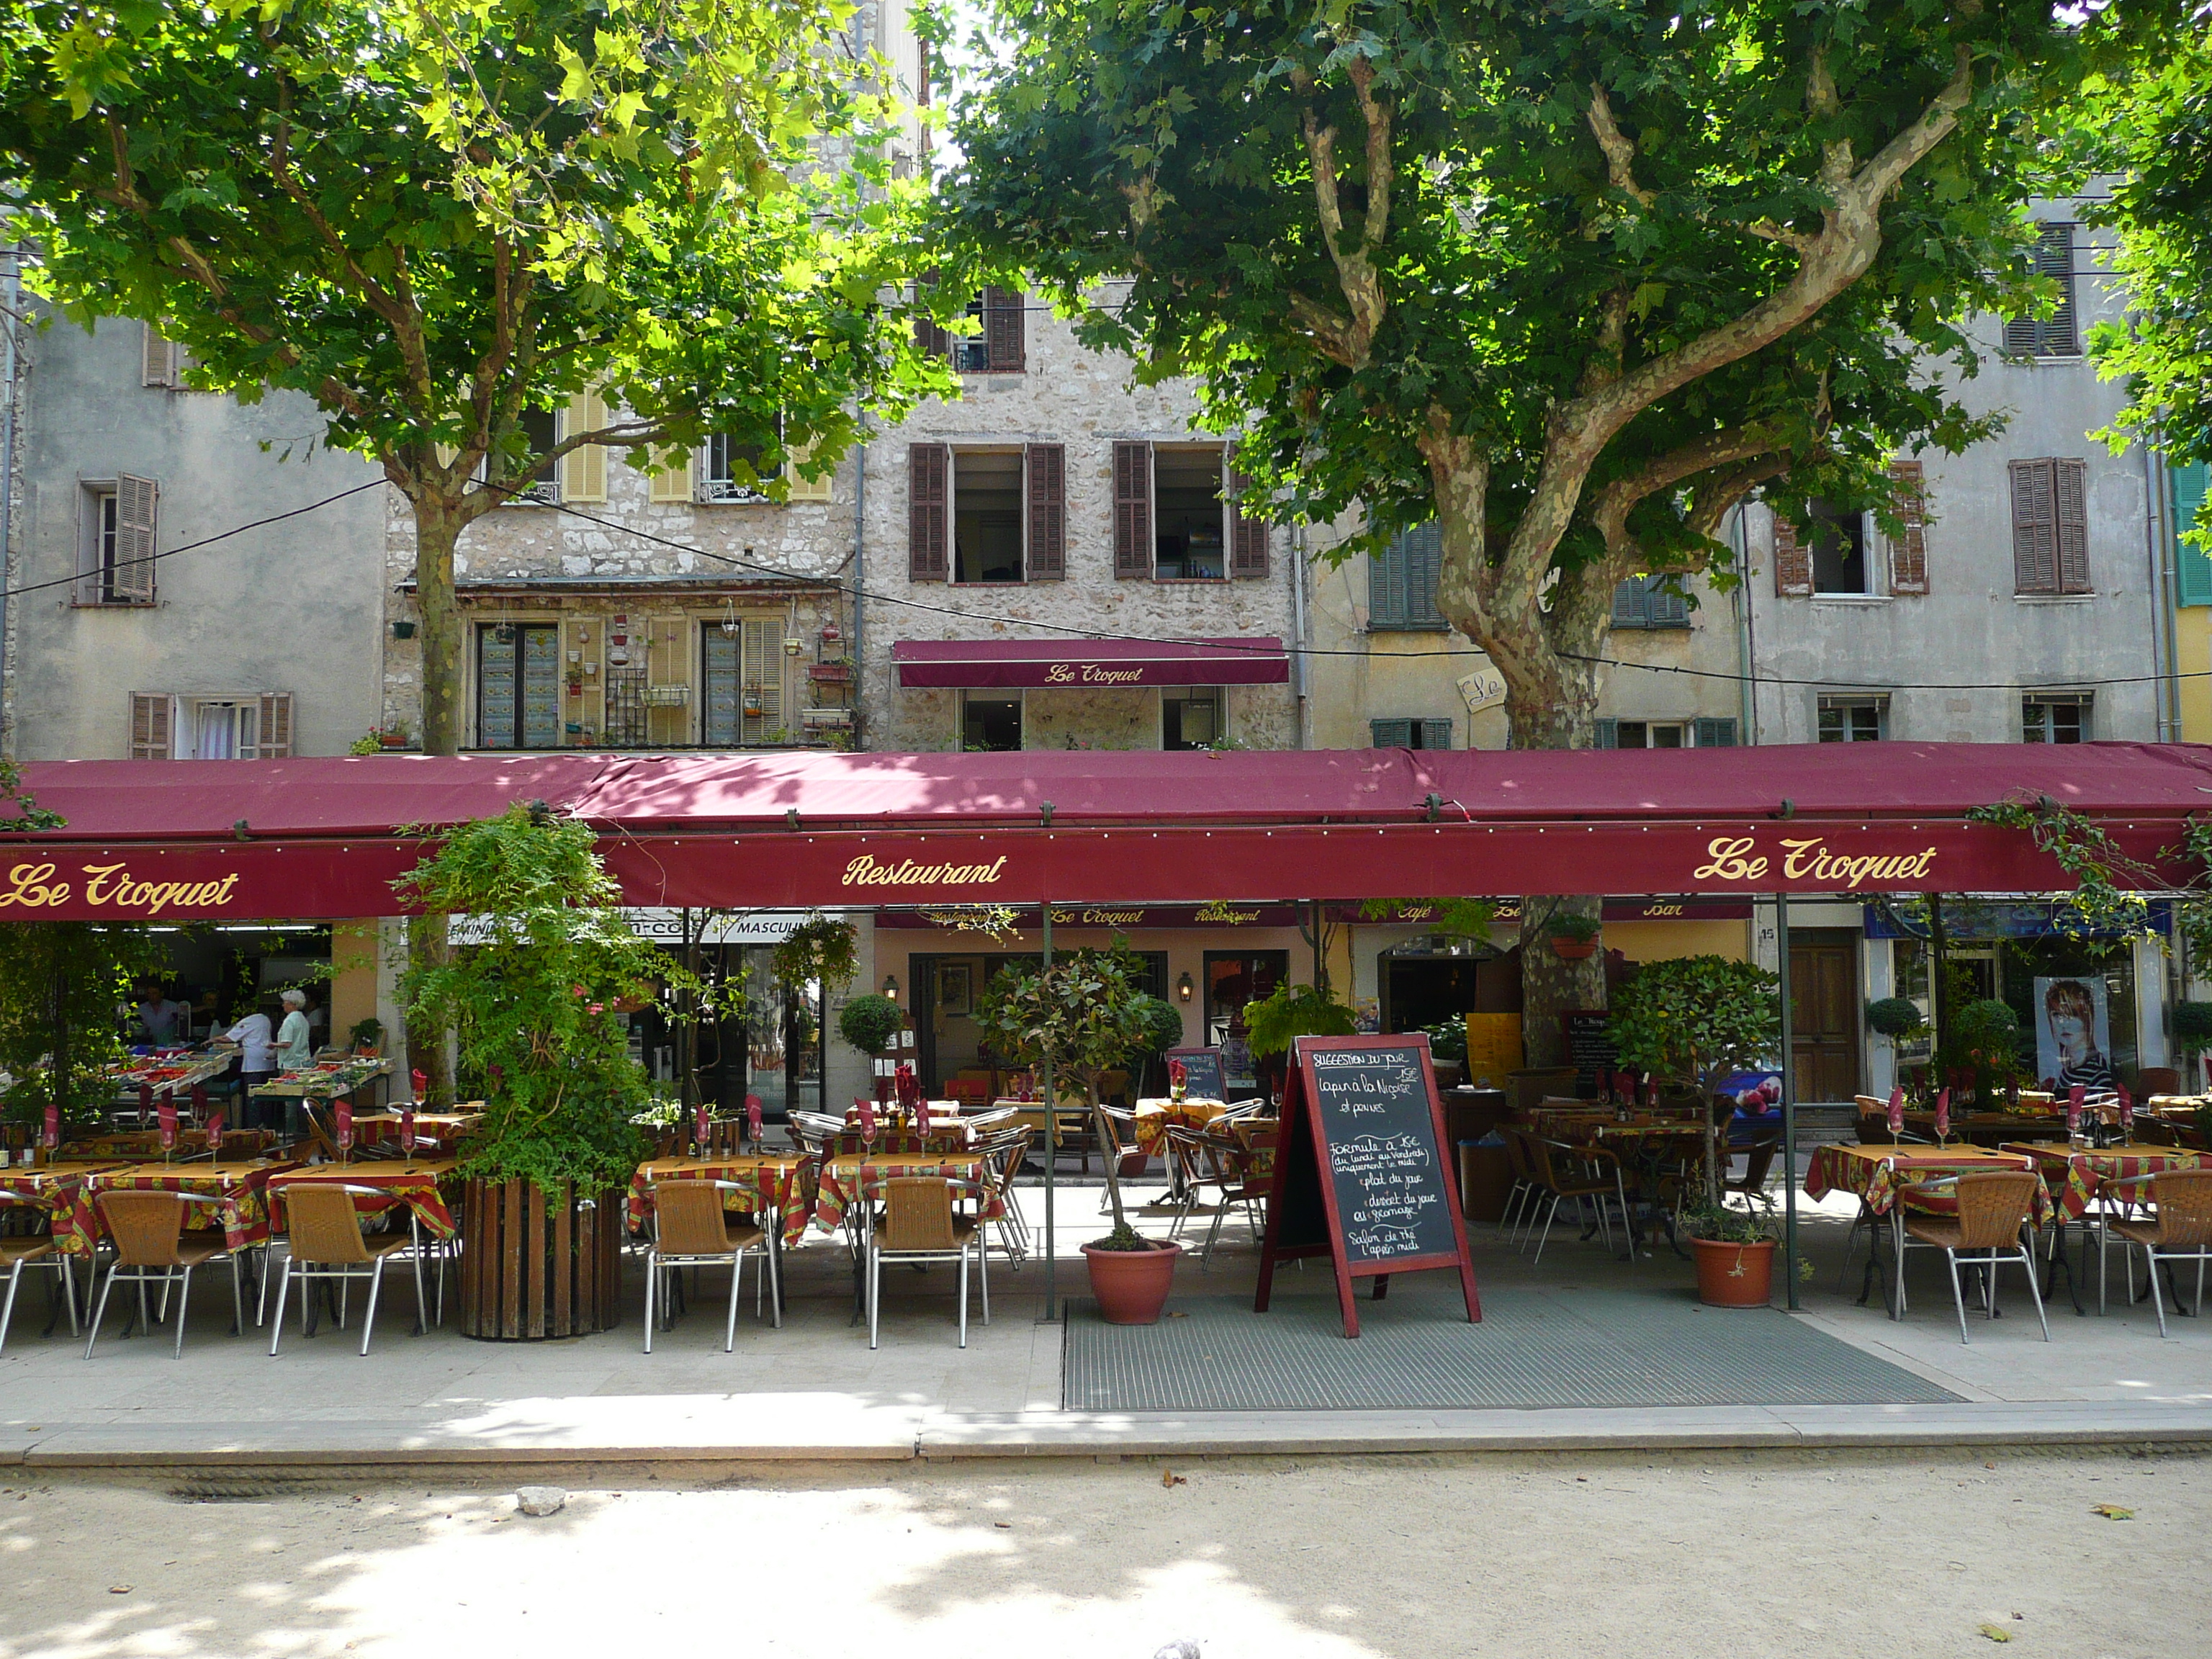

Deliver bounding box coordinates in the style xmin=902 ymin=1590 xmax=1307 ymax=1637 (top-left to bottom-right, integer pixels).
xmin=1 ymin=1447 xmax=2204 ymax=1658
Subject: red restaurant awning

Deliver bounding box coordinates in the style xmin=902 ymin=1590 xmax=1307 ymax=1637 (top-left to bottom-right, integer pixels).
xmin=892 ymin=637 xmax=1290 ymax=688
xmin=4 ymin=742 xmax=2211 ymax=921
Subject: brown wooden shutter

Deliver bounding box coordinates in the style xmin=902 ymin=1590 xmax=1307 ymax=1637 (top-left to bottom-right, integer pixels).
xmin=256 ymin=693 xmax=295 ymax=759
xmin=2010 ymin=459 xmax=2059 ymax=594
xmin=984 ymin=287 xmax=1025 ymax=372
xmin=1887 ymin=461 xmax=1928 ymax=595
xmin=909 ymin=443 xmax=949 ymax=581
xmin=112 ymin=474 xmax=158 ymax=603
xmin=1772 ymin=514 xmax=1811 ymax=596
xmin=129 ymin=693 xmax=173 ymax=760
xmin=1025 ymin=443 xmax=1064 ymax=580
xmin=913 ymin=279 xmax=949 ymax=359
xmin=141 ymin=323 xmax=176 ymax=387
xmin=1228 ymin=458 xmax=1269 ymax=578
xmin=1113 ymin=441 xmax=1152 ymax=579
xmin=2055 ymin=458 xmax=2090 ymax=593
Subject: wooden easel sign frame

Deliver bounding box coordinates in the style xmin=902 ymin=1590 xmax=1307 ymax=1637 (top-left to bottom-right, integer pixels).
xmin=1254 ymin=1033 xmax=1481 ymax=1337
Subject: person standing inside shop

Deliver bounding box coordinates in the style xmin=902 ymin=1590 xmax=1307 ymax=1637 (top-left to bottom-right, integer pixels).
xmin=225 ymin=1002 xmax=278 ymax=1128
xmin=274 ymin=988 xmax=315 ymax=1073
xmin=135 ymin=980 xmax=191 ymax=1044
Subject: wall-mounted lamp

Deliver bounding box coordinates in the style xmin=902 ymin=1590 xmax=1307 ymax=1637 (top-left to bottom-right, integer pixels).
xmin=882 ymin=974 xmax=899 ymax=1002
xmin=1176 ymin=971 xmax=1195 ymax=1004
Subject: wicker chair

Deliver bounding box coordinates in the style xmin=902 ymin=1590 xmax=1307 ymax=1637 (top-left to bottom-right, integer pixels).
xmin=866 ymin=1177 xmax=986 ymax=1349
xmin=0 ymin=1192 xmax=76 ymax=1354
xmin=642 ymin=1179 xmax=775 ymax=1354
xmin=267 ymin=1184 xmax=422 ymax=1357
xmin=2099 ymin=1168 xmax=2212 ymax=1338
xmin=1899 ymin=1171 xmax=2050 ymax=1344
xmin=84 ymin=1190 xmax=237 ymax=1360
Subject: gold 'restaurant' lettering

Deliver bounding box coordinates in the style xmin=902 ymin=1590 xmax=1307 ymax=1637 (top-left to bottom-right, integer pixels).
xmin=1691 ymin=835 xmax=1937 ymax=889
xmin=1194 ymin=900 xmax=1261 ymax=925
xmin=841 ymin=854 xmax=1010 ymax=889
xmin=0 ymin=860 xmax=243 ymax=915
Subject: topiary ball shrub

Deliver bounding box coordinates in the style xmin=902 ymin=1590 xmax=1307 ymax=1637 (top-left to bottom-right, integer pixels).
xmin=1866 ymin=997 xmax=1923 ymax=1038
xmin=837 ymin=992 xmax=907 ymax=1057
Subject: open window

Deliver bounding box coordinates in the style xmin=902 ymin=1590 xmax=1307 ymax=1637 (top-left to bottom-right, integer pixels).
xmin=1817 ymin=696 xmax=1887 ymax=742
xmin=1153 ymin=446 xmax=1227 ymax=579
xmin=1808 ymin=501 xmax=1871 ymax=595
xmin=908 ymin=443 xmax=1062 ymax=583
xmin=77 ymin=477 xmax=158 ymax=606
xmin=953 ymin=451 xmax=1025 ymax=584
xmin=962 ymin=693 xmax=1022 ymax=752
xmin=1163 ymin=688 xmax=1223 ymax=750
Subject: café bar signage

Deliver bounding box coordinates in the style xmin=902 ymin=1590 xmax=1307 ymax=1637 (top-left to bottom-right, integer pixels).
xmin=875 ymin=902 xmax=1304 ymax=930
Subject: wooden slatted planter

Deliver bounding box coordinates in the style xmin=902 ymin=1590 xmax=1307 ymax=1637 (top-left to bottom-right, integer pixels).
xmin=458 ymin=1178 xmax=622 ymax=1339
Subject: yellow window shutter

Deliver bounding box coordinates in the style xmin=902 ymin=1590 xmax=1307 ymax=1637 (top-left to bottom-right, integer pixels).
xmin=649 ymin=451 xmax=694 ymax=503
xmin=561 ymin=391 xmax=608 ymax=503
xmin=786 ymin=439 xmax=834 ymax=503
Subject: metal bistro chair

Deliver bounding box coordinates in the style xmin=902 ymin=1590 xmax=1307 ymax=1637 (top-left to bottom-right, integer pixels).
xmin=84 ymin=1190 xmax=240 ymax=1360
xmin=1198 ymin=1120 xmax=1280 ymax=1269
xmin=866 ymin=1177 xmax=986 ymax=1349
xmin=971 ymin=1125 xmax=1035 ymax=1265
xmin=1898 ymin=1171 xmax=2051 ymax=1345
xmin=1527 ymin=1137 xmax=1635 ymax=1267
xmin=642 ymin=1179 xmax=778 ymax=1354
xmin=267 ymin=1184 xmax=424 ymax=1357
xmin=1498 ymin=1128 xmax=1542 ymax=1246
xmin=0 ymin=1192 xmax=77 ymax=1354
xmin=1094 ymin=1105 xmax=1153 ymax=1213
xmin=2099 ymin=1167 xmax=2212 ymax=1338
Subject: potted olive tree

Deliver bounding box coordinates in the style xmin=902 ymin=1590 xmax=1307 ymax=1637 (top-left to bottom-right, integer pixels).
xmin=974 ymin=945 xmax=1170 ymax=1322
xmin=1606 ymin=955 xmax=1781 ymax=1306
xmin=401 ymin=801 xmax=703 ymax=1339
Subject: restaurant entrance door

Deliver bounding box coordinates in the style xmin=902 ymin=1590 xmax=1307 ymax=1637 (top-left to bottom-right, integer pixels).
xmin=1789 ymin=930 xmax=1862 ymax=1103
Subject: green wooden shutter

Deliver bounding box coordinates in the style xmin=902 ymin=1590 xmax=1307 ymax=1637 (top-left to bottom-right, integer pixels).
xmin=1694 ymin=717 xmax=1737 ymax=748
xmin=1370 ymin=718 xmax=1413 ymax=749
xmin=1648 ymin=582 xmax=1690 ymax=628
xmin=2175 ymin=462 xmax=2212 ymax=607
xmin=1592 ymin=718 xmax=1618 ymax=748
xmin=1611 ymin=578 xmax=1649 ymax=627
xmin=1419 ymin=718 xmax=1453 ymax=751
xmin=1370 ymin=536 xmax=1408 ymax=628
xmin=1407 ymin=522 xmax=1446 ymax=628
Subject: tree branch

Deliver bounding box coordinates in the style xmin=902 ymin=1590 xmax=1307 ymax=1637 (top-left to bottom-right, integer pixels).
xmin=1292 ymin=61 xmax=1390 ymax=367
xmin=1586 ymin=86 xmax=1655 ymax=209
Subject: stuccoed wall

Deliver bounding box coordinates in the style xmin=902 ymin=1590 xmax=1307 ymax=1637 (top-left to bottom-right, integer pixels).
xmin=1748 ymin=202 xmax=2159 ymax=745
xmin=858 ymin=308 xmax=1298 ymax=754
xmin=6 ymin=312 xmax=385 ymax=760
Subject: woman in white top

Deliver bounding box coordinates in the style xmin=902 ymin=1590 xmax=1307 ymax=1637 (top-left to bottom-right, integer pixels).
xmin=226 ymin=1005 xmax=278 ymax=1129
xmin=274 ymin=989 xmax=315 ymax=1071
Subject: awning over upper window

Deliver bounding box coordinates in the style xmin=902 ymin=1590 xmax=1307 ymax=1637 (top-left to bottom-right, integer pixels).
xmin=891 ymin=637 xmax=1290 ymax=689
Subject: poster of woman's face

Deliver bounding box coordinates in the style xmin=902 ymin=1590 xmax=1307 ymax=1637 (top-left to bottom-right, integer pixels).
xmin=2036 ymin=976 xmax=2112 ymax=1091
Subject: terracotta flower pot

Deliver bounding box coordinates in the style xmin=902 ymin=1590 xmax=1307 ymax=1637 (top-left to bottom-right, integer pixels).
xmin=1550 ymin=938 xmax=1598 ymax=961
xmin=1082 ymin=1238 xmax=1182 ymax=1324
xmin=1690 ymin=1236 xmax=1776 ymax=1308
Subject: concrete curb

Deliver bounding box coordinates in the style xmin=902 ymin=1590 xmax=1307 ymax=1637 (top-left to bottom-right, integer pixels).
xmin=12 ymin=1400 xmax=2212 ymax=1470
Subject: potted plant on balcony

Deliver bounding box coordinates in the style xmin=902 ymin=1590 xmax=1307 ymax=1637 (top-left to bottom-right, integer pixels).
xmin=400 ymin=800 xmax=709 ymax=1339
xmin=1606 ymin=955 xmax=1781 ymax=1298
xmin=975 ymin=943 xmax=1173 ymax=1321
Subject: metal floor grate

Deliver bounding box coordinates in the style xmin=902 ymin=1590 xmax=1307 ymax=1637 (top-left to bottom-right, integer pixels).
xmin=1063 ymin=1283 xmax=1960 ymax=1413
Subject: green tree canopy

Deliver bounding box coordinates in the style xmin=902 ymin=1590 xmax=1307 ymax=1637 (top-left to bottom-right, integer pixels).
xmin=2087 ymin=26 xmax=2212 ymax=497
xmin=949 ymin=0 xmax=2138 ymax=747
xmin=0 ymin=922 xmax=166 ymax=1124
xmin=1606 ymin=954 xmax=1780 ymax=1203
xmin=0 ymin=0 xmax=945 ymax=753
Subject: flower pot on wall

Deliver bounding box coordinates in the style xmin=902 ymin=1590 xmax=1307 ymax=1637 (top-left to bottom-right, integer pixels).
xmin=1690 ymin=1237 xmax=1775 ymax=1308
xmin=1550 ymin=938 xmax=1598 ymax=961
xmin=1083 ymin=1238 xmax=1182 ymax=1324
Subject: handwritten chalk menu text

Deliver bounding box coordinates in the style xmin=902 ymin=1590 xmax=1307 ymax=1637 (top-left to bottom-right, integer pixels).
xmin=1255 ymin=1033 xmax=1481 ymax=1336
xmin=1163 ymin=1047 xmax=1228 ymax=1106
xmin=1307 ymin=1048 xmax=1460 ymax=1267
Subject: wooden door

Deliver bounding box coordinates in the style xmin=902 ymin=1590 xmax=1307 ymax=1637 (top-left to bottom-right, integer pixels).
xmin=1789 ymin=934 xmax=1862 ymax=1102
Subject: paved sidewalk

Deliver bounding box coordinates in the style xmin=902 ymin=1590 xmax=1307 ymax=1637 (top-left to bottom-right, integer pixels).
xmin=4 ymin=1182 xmax=2208 ymax=1467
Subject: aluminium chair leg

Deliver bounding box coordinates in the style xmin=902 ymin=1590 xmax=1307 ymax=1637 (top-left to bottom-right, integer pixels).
xmin=84 ymin=1267 xmax=118 ymax=1359
xmin=979 ymin=1237 xmax=990 ymax=1325
xmin=1532 ymin=1195 xmax=1561 ymax=1267
xmin=0 ymin=1260 xmax=21 ymax=1358
xmin=642 ymin=1251 xmax=657 ymax=1354
xmin=1946 ymin=1251 xmax=1971 ymax=1344
xmin=269 ymin=1259 xmax=293 ymax=1356
xmin=724 ymin=1254 xmax=742 ymax=1354
xmin=359 ymin=1257 xmax=385 ymax=1357
xmin=958 ymin=1241 xmax=969 ymax=1349
xmin=173 ymin=1265 xmax=193 ymax=1358
xmin=2144 ymin=1242 xmax=2170 ymax=1337
xmin=230 ymin=1254 xmax=244 ymax=1337
xmin=2020 ymin=1245 xmax=2051 ymax=1341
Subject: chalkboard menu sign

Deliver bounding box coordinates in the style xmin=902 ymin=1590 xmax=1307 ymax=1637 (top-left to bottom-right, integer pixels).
xmin=1256 ymin=1033 xmax=1481 ymax=1337
xmin=1564 ymin=1010 xmax=1617 ymax=1097
xmin=1163 ymin=1046 xmax=1227 ymax=1105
